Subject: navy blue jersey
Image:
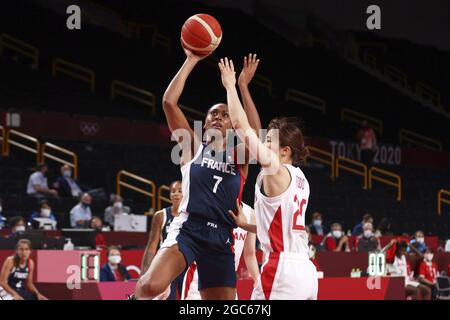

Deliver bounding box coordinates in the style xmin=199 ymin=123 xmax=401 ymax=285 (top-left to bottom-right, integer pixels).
xmin=8 ymin=261 xmax=29 ymax=291
xmin=160 ymin=206 xmax=175 ymax=244
xmin=179 ymin=143 xmax=245 ymax=228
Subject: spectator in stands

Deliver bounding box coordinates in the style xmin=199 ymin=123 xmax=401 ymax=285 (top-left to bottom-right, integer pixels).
xmin=28 ymin=200 xmax=57 ymax=227
xmin=104 ymin=194 xmax=131 ymax=228
xmin=70 ymin=193 xmax=93 ymax=228
xmin=375 ymin=217 xmax=393 ymax=237
xmin=408 ymin=230 xmax=427 ymax=254
xmin=0 ymin=239 xmax=48 ymax=300
xmin=308 ymin=212 xmax=327 ymax=236
xmin=323 ymin=223 xmax=351 ymax=252
xmin=352 ymin=213 xmax=373 ymax=236
xmin=386 ymin=240 xmax=431 ymax=300
xmin=418 ymin=248 xmax=438 ymax=299
xmin=0 ymin=198 xmax=6 ymax=229
xmin=355 ymin=222 xmax=381 ymax=252
xmin=100 ymin=246 xmax=131 ymax=282
xmin=89 ymin=216 xmax=106 ymax=249
xmin=26 ymin=163 xmax=58 ymax=199
xmin=7 ymin=216 xmax=26 ymax=238
xmin=54 ymin=164 xmax=82 ymax=198
xmin=356 ymin=120 xmax=377 ymax=165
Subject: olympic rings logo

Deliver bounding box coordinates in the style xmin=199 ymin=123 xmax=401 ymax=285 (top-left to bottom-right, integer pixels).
xmin=80 ymin=122 xmax=100 ymax=136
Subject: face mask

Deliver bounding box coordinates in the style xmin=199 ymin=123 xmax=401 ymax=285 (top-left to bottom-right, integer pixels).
xmin=15 ymin=226 xmax=26 ymax=232
xmin=113 ymin=202 xmax=123 ymax=209
xmin=41 ymin=208 xmax=51 ymax=217
xmin=417 ymin=237 xmax=425 ymax=244
xmin=108 ymin=255 xmax=121 ymax=264
xmin=63 ymin=170 xmax=72 ymax=178
xmin=308 ymin=246 xmax=316 ymax=258
xmin=363 ymin=230 xmax=373 ymax=238
xmin=332 ymin=230 xmax=342 ymax=238
xmin=425 ymin=254 xmax=433 ymax=262
xmin=313 ymin=219 xmax=322 ymax=227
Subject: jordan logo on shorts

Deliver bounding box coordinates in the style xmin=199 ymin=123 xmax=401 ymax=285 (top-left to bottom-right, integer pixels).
xmin=225 ymin=237 xmax=231 ymax=245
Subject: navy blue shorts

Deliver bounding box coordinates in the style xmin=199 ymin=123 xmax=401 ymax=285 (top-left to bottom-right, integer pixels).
xmin=162 ymin=213 xmax=236 ymax=290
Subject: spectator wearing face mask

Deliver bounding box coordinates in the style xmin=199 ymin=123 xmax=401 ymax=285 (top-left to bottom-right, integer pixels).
xmin=408 ymin=230 xmax=427 ymax=254
xmin=89 ymin=216 xmax=106 ymax=249
xmin=352 ymin=213 xmax=373 ymax=236
xmin=418 ymin=248 xmax=438 ymax=299
xmin=7 ymin=217 xmax=26 ymax=238
xmin=104 ymin=194 xmax=131 ymax=228
xmin=0 ymin=198 xmax=6 ymax=229
xmin=70 ymin=193 xmax=93 ymax=228
xmin=28 ymin=200 xmax=57 ymax=226
xmin=308 ymin=212 xmax=327 ymax=236
xmin=100 ymin=246 xmax=132 ymax=282
xmin=323 ymin=223 xmax=351 ymax=252
xmin=355 ymin=222 xmax=380 ymax=252
xmin=54 ymin=164 xmax=83 ymax=198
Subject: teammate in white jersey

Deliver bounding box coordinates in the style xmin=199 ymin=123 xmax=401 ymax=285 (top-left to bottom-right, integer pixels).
xmin=219 ymin=58 xmax=318 ymax=300
xmin=181 ymin=203 xmax=260 ymax=300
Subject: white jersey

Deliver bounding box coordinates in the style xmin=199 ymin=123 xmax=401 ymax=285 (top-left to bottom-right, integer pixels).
xmin=181 ymin=203 xmax=253 ymax=300
xmin=252 ymin=164 xmax=318 ymax=300
xmin=254 ymin=164 xmax=310 ymax=257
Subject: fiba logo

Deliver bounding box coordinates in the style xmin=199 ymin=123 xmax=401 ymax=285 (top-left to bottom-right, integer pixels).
xmin=80 ymin=122 xmax=100 ymax=136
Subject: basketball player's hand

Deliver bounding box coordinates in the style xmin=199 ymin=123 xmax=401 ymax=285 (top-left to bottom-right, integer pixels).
xmin=218 ymin=57 xmax=236 ymax=89
xmin=228 ymin=198 xmax=247 ymax=228
xmin=182 ymin=45 xmax=209 ymax=62
xmin=238 ymin=53 xmax=260 ymax=87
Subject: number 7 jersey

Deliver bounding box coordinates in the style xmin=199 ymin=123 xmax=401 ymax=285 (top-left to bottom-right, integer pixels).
xmin=254 ymin=164 xmax=310 ymax=256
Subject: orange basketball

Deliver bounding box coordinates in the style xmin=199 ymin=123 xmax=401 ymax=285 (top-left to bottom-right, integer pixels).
xmin=181 ymin=14 xmax=222 ymax=56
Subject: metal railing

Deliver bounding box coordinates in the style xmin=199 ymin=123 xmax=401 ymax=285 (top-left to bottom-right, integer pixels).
xmin=117 ymin=170 xmax=156 ymax=211
xmin=438 ymin=189 xmax=450 ymax=216
xmin=341 ymin=108 xmax=383 ymax=136
xmin=40 ymin=142 xmax=79 ymax=179
xmin=416 ymin=82 xmax=441 ymax=107
xmin=0 ymin=33 xmax=39 ymax=69
xmin=157 ymin=185 xmax=172 ymax=211
xmin=5 ymin=129 xmax=40 ymax=164
xmin=52 ymin=58 xmax=95 ymax=92
xmin=384 ymin=64 xmax=407 ymax=88
xmin=111 ymin=80 xmax=156 ymax=115
xmin=399 ymin=129 xmax=442 ymax=151
xmin=304 ymin=146 xmax=335 ymax=179
xmin=335 ymin=157 xmax=368 ymax=189
xmin=369 ymin=167 xmax=402 ymax=201
xmin=285 ymin=89 xmax=326 ymax=114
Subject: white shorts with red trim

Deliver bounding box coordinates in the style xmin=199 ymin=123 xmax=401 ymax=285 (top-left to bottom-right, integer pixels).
xmin=251 ymin=252 xmax=318 ymax=300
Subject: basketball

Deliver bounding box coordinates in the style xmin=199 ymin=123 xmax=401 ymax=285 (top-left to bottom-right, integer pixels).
xmin=181 ymin=13 xmax=222 ymax=56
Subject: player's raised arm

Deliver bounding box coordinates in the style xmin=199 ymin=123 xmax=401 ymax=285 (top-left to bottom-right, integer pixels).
xmin=218 ymin=57 xmax=279 ymax=172
xmin=162 ymin=48 xmax=208 ymax=157
xmin=238 ymin=54 xmax=262 ymax=134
